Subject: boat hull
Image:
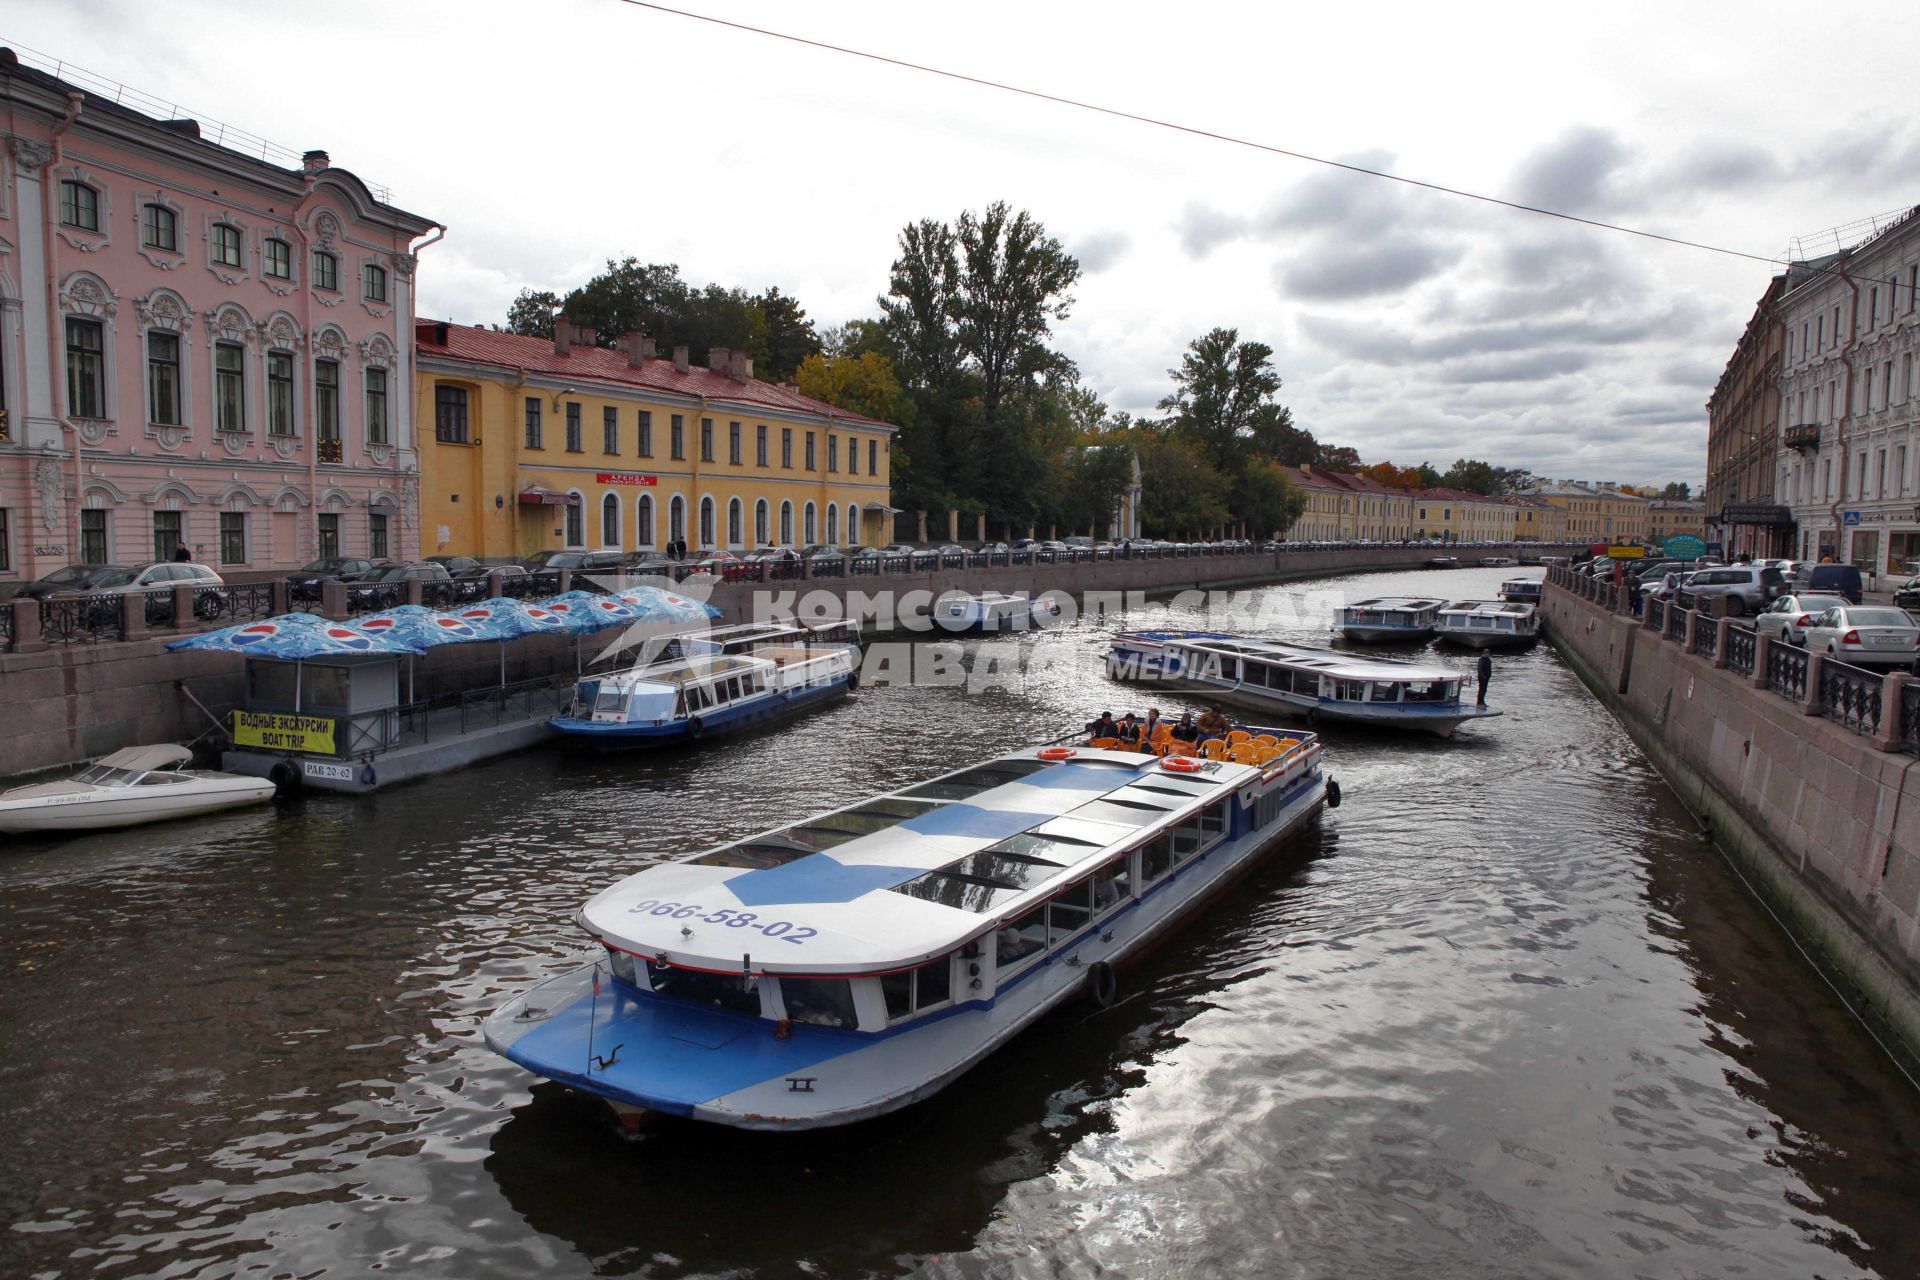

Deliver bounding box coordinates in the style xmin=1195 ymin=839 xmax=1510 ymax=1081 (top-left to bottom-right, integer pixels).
xmin=1435 ymin=630 xmax=1539 ymax=650
xmin=1333 ymin=625 xmax=1435 ymax=644
xmin=549 ymin=677 xmax=850 ymax=751
xmin=0 ymin=777 xmax=276 ymax=834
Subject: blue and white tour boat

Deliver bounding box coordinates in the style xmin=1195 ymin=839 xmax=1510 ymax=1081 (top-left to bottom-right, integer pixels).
xmin=1332 ymin=596 xmax=1444 ymax=643
xmin=1499 ymin=577 xmax=1543 ymax=604
xmin=1434 ymin=600 xmax=1540 ymax=649
xmin=933 ymin=591 xmax=1059 ymax=633
xmin=550 ymin=621 xmax=861 ymax=749
xmin=1106 ymin=631 xmax=1500 ymax=737
xmin=484 ymin=729 xmax=1335 ymax=1130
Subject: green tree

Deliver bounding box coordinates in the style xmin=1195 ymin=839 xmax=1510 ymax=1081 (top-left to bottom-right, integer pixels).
xmin=951 ymin=201 xmax=1081 ymax=422
xmin=1313 ymin=443 xmax=1362 ymax=471
xmin=560 ymin=258 xmax=690 ymax=347
xmin=1134 ymin=429 xmax=1230 ymax=537
xmin=795 ymin=351 xmax=908 ymax=426
xmin=1233 ymin=458 xmax=1307 ymax=537
xmin=753 ymin=286 xmax=821 ymax=382
xmin=505 ymin=289 xmax=562 ymax=339
xmin=1415 ymin=462 xmax=1443 ymax=487
xmin=1660 ymin=480 xmax=1692 ymax=500
xmin=1158 ymin=328 xmax=1292 ymax=474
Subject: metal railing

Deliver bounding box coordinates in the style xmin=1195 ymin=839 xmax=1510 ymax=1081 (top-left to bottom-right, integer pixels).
xmin=420 ymin=580 xmax=457 ymax=608
xmin=459 ymin=673 xmax=570 ymax=735
xmin=1902 ymin=683 xmax=1920 ymax=755
xmin=1725 ymin=624 xmax=1757 ymax=675
xmin=499 ymin=574 xmax=541 ymax=600
xmin=39 ymin=594 xmax=123 ymax=645
xmin=1819 ymin=658 xmax=1884 ymax=737
xmin=141 ymin=587 xmax=177 ymax=629
xmin=1689 ymin=616 xmax=1720 ymax=660
xmin=199 ymin=582 xmax=274 ymax=623
xmin=1664 ymin=604 xmax=1688 ymax=642
xmin=1766 ymin=641 xmax=1809 ymax=701
xmin=1646 ymin=598 xmax=1666 ymax=632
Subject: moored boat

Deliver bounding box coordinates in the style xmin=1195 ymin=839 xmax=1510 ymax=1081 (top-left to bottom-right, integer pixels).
xmin=550 ymin=621 xmax=861 ymax=750
xmin=933 ymin=591 xmax=1059 ymax=633
xmin=0 ymin=745 xmax=276 ymax=834
xmin=1424 ymin=555 xmax=1461 ymax=569
xmin=1332 ymin=596 xmax=1443 ymax=643
xmin=1480 ymin=555 xmax=1516 ymax=567
xmin=1499 ymin=577 xmax=1543 ymax=604
xmin=1106 ymin=631 xmax=1500 ymax=737
xmin=1434 ymin=600 xmax=1540 ymax=649
xmin=484 ymin=728 xmax=1335 ymax=1129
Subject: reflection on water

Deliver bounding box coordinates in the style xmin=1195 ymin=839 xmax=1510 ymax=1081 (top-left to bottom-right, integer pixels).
xmin=3 ymin=567 xmax=1918 ymax=1279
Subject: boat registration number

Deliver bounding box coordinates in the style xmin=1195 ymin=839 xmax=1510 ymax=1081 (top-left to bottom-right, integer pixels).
xmin=624 ymin=898 xmax=818 ymax=944
xmin=301 ymin=760 xmax=357 ymax=782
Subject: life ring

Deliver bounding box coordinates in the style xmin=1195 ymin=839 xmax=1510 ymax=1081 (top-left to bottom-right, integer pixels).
xmin=686 ymin=715 xmax=705 ymax=739
xmin=1326 ymin=777 xmax=1343 ymax=808
xmin=269 ymin=761 xmax=302 ymax=797
xmin=1038 ymin=747 xmax=1077 ymax=761
xmin=1086 ymin=960 xmax=1117 ymax=1008
xmin=1162 ymin=755 xmax=1204 ymax=773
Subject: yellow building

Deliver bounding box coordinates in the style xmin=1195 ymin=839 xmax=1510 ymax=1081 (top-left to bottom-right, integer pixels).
xmin=1411 ymin=488 xmax=1516 ymax=541
xmin=414 ymin=321 xmax=895 ymax=559
xmin=1539 ymin=481 xmax=1650 ymax=545
xmin=1646 ymin=500 xmax=1705 ymax=545
xmin=1504 ymin=495 xmax=1567 ymax=543
xmin=1277 ymin=465 xmax=1416 ymax=541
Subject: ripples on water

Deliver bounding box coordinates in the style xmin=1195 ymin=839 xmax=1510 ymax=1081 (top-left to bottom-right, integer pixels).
xmin=3 ymin=568 xmax=1917 ymax=1279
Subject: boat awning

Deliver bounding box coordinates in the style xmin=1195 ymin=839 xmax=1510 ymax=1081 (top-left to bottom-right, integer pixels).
xmin=518 ymin=487 xmax=579 ymax=507
xmin=862 ymin=502 xmax=901 ymax=514
xmin=95 ymin=744 xmax=193 ymax=771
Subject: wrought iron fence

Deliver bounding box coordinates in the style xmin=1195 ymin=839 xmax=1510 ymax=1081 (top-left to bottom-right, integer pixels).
xmin=499 ymin=574 xmax=541 ymax=600
xmin=1818 ymin=659 xmax=1883 ymax=737
xmin=1766 ymin=641 xmax=1809 ymax=701
xmin=198 ymin=582 xmax=275 ymax=623
xmin=141 ymin=587 xmax=177 ymax=629
xmin=1902 ymin=682 xmax=1920 ymax=755
xmin=458 ymin=674 xmax=570 ymax=735
xmin=39 ymin=593 xmax=123 ymax=645
xmin=1646 ymin=598 xmax=1666 ymax=632
xmin=529 ymin=570 xmax=563 ymax=596
xmin=420 ymin=580 xmax=457 ymax=608
xmin=1725 ymin=624 xmax=1756 ymax=675
xmin=1689 ymin=616 xmax=1720 ymax=660
xmin=1664 ymin=604 xmax=1688 ymax=642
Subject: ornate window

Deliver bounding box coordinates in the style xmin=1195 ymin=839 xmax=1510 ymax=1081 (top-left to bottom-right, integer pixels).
xmin=755 ymin=499 xmax=769 ymax=544
xmin=220 ymin=510 xmax=248 ymax=565
xmin=362 ymin=262 xmax=388 ymax=303
xmin=699 ymin=495 xmax=715 ymax=547
xmin=669 ymin=494 xmax=686 ymax=545
xmin=267 ymin=351 xmax=295 ymax=436
xmin=780 ymin=500 xmax=793 ymax=544
xmin=804 ymin=502 xmax=817 ymax=544
xmin=147 ymin=332 xmax=182 ymax=426
xmin=59 ymin=180 xmax=99 ymax=231
xmin=263 ymin=237 xmax=292 ymax=280
xmin=66 ymin=318 xmax=107 ymax=419
xmin=636 ymin=494 xmax=654 ymax=546
xmin=318 ymin=512 xmax=341 ymax=560
xmin=365 ymin=368 xmax=389 ymax=446
xmin=210 ymin=223 xmax=242 ymax=267
xmin=368 ymin=512 xmax=389 ymax=560
xmin=312 ymin=250 xmax=338 ymax=292
xmin=142 ymin=203 xmax=177 ymax=251
xmin=80 ymin=508 xmax=109 ymax=565
xmin=848 ymin=504 xmax=860 ymax=545
xmin=315 ymin=359 xmax=340 ymax=443
xmin=826 ymin=503 xmax=838 ymax=544
xmin=215 ymin=343 xmax=246 ymax=433
xmin=728 ymin=497 xmax=742 ymax=545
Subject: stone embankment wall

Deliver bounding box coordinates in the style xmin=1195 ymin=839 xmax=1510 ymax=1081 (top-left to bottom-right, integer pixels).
xmin=1540 ymin=578 xmax=1920 ymax=1066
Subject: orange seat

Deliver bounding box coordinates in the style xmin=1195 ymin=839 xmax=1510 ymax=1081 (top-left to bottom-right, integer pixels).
xmin=1229 ymin=742 xmax=1259 ymax=765
xmin=1202 ymin=739 xmax=1230 ymax=760
xmin=1226 ymin=729 xmax=1251 ymax=746
xmin=1252 ymin=734 xmax=1280 ymax=747
xmin=1089 ymin=737 xmax=1119 ymax=750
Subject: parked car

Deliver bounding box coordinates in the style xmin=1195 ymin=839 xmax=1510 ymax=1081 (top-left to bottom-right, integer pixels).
xmin=446 ymin=563 xmax=530 ymax=602
xmin=1800 ymin=605 xmax=1920 ymax=667
xmin=347 ymin=561 xmax=453 ymax=610
xmin=522 ymin=549 xmax=631 ymax=575
xmin=14 ymin=563 xmax=139 ymax=601
xmin=881 ymin=543 xmax=919 ymax=556
xmin=1894 ymin=576 xmax=1920 ymax=612
xmin=1675 ymin=564 xmax=1785 ymax=616
xmin=101 ymin=562 xmax=229 ymax=623
xmin=427 ymin=555 xmax=485 ymax=578
xmin=1753 ymin=593 xmax=1852 ymax=646
xmin=1787 ymin=562 xmax=1865 ymax=605
xmin=286 ymin=556 xmax=377 ymax=604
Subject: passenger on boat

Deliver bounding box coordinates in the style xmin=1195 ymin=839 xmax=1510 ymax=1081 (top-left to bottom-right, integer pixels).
xmin=1116 ymin=712 xmax=1140 ymax=741
xmin=1090 ymin=711 xmax=1120 ymax=740
xmin=1169 ymin=712 xmax=1198 ymax=746
xmin=1140 ymin=708 xmax=1164 ymax=743
xmin=1196 ymin=707 xmax=1230 ymax=744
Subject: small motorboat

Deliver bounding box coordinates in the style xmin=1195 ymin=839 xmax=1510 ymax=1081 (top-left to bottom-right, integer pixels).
xmin=1434 ymin=600 xmax=1541 ymax=649
xmin=0 ymin=744 xmax=277 ymax=835
xmin=1424 ymin=555 xmax=1461 ymax=569
xmin=1332 ymin=596 xmax=1443 ymax=643
xmin=1500 ymin=577 xmax=1543 ymax=604
xmin=1480 ymin=556 xmax=1516 ymax=567
xmin=932 ymin=591 xmax=1059 ymax=633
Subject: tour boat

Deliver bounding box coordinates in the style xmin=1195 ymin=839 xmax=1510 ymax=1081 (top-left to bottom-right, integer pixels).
xmin=933 ymin=591 xmax=1059 ymax=633
xmin=484 ymin=729 xmax=1336 ymax=1130
xmin=550 ymin=621 xmax=861 ymax=749
xmin=1106 ymin=631 xmax=1500 ymax=737
xmin=1434 ymin=600 xmax=1540 ymax=649
xmin=1499 ymin=577 xmax=1543 ymax=604
xmin=1424 ymin=555 xmax=1461 ymax=569
xmin=0 ymin=744 xmax=277 ymax=834
xmin=1331 ymin=596 xmax=1444 ymax=643
xmin=1480 ymin=556 xmax=1517 ymax=567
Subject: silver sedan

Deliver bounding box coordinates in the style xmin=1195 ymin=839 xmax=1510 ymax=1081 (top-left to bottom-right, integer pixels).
xmin=1752 ymin=593 xmax=1851 ymax=646
xmin=1799 ymin=605 xmax=1920 ymax=667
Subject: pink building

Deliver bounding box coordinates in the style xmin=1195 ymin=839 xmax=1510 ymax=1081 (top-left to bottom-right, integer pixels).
xmin=0 ymin=48 xmax=440 ymax=584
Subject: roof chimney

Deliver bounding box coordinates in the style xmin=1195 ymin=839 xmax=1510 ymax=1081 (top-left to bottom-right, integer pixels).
xmin=729 ymin=350 xmax=752 ymax=383
xmin=708 ymin=346 xmax=731 ymax=373
xmin=554 ymin=320 xmax=573 ymax=356
xmin=302 ymin=149 xmax=329 ymax=173
xmin=1301 ymin=462 xmax=1313 ymax=475
xmin=576 ymin=324 xmax=597 ymax=348
xmin=619 ymin=332 xmax=655 ymax=367
xmin=673 ymin=344 xmax=690 ymax=374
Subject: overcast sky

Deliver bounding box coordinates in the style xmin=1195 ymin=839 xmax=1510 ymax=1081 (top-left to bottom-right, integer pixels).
xmin=19 ymin=0 xmax=1920 ymax=487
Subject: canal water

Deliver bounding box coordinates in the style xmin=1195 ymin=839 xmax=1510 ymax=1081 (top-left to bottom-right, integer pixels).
xmin=3 ymin=566 xmax=1918 ymax=1279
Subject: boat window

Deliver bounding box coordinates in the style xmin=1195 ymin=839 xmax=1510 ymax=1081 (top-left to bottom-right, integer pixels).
xmin=76 ymin=766 xmax=139 ymax=785
xmin=1047 ymin=878 xmax=1094 ymax=946
xmin=690 ymin=841 xmax=815 ymax=869
xmin=594 ymin=687 xmax=627 ymax=714
xmin=900 ymin=759 xmax=1049 ymax=801
xmin=883 ymin=956 xmax=954 ymax=1023
xmin=781 ymin=977 xmax=859 ymax=1029
xmin=1402 ymin=681 xmax=1456 ymax=704
xmin=890 ymin=871 xmax=1025 ymax=913
xmin=993 ymin=831 xmax=1100 ymax=862
xmin=947 ymin=850 xmax=1064 ymax=892
xmin=1139 ymin=834 xmax=1174 ymax=883
xmin=1371 ymin=682 xmax=1400 ymax=702
xmin=1072 ymin=797 xmax=1171 ymax=828
xmin=882 ymin=969 xmax=913 ymax=1021
xmin=135 ymin=772 xmax=190 ymax=785
xmin=1199 ymin=800 xmax=1227 ymax=839
xmin=605 ymin=947 xmax=637 ymax=985
xmin=1170 ymin=818 xmax=1207 ymax=861
xmin=1107 ymin=786 xmax=1187 ymax=811
xmin=1091 ymin=855 xmax=1132 ymax=912
xmin=777 ymin=823 xmax=868 ymax=850
xmin=645 ymin=961 xmax=762 ymax=1016
xmin=1331 ymin=678 xmax=1368 ymax=701
xmin=995 ymin=907 xmax=1047 ymax=972
xmin=1131 ymin=775 xmax=1216 ymax=798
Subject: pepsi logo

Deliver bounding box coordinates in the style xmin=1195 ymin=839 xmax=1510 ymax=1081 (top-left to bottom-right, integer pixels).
xmin=232 ymin=623 xmax=279 ymax=646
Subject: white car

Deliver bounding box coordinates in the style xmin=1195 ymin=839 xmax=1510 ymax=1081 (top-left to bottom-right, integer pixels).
xmin=1799 ymin=605 xmax=1920 ymax=667
xmin=1753 ymin=593 xmax=1851 ymax=646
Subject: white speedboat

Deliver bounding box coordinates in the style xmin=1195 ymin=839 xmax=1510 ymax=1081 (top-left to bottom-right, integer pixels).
xmin=484 ymin=727 xmax=1335 ymax=1130
xmin=1480 ymin=556 xmax=1516 ymax=567
xmin=1332 ymin=596 xmax=1443 ymax=643
xmin=933 ymin=591 xmax=1059 ymax=633
xmin=1434 ymin=600 xmax=1540 ymax=649
xmin=1424 ymin=555 xmax=1461 ymax=569
xmin=1499 ymin=577 xmax=1543 ymax=604
xmin=0 ymin=745 xmax=276 ymax=834
xmin=1106 ymin=631 xmax=1500 ymax=737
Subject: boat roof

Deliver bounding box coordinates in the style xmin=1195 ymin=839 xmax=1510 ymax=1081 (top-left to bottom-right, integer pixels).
xmin=1439 ymin=600 xmax=1536 ymax=616
xmin=95 ymin=744 xmax=192 ymax=771
xmin=1344 ymin=596 xmax=1444 ymax=610
xmin=1120 ymin=632 xmax=1463 ymax=682
xmin=609 ymin=653 xmax=765 ymax=688
xmin=580 ymin=745 xmax=1302 ymax=975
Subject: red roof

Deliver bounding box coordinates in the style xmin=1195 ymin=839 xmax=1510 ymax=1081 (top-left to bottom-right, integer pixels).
xmin=414 ymin=321 xmax=895 ymax=430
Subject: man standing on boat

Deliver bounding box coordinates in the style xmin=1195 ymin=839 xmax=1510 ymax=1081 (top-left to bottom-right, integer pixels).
xmin=1476 ymin=652 xmax=1493 ymax=707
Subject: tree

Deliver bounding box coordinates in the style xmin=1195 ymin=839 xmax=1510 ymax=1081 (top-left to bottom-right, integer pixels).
xmin=1158 ymin=328 xmax=1288 ymax=473
xmin=1234 ymin=458 xmax=1307 ymax=537
xmin=1415 ymin=462 xmax=1443 ymax=487
xmin=795 ymin=351 xmax=907 ymax=426
xmin=754 ymin=287 xmax=821 ymax=382
xmin=1134 ymin=429 xmax=1230 ymax=537
xmin=561 ymin=258 xmax=691 ymax=347
xmin=1660 ymin=481 xmax=1692 ymax=500
xmin=1314 ymin=443 xmax=1362 ymax=471
xmin=880 ymin=217 xmax=963 ymax=392
xmin=1441 ymin=458 xmax=1503 ymax=495
xmin=505 ymin=289 xmax=562 ymax=339
xmin=951 ymin=201 xmax=1081 ymax=422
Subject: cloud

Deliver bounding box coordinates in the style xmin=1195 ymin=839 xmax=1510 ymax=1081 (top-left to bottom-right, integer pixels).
xmin=1175 ymin=202 xmax=1248 ymax=258
xmin=1434 ymin=349 xmax=1595 ymax=384
xmin=1510 ymin=125 xmax=1634 ymax=215
xmin=1070 ymin=229 xmax=1132 ymax=274
xmin=1275 ymin=237 xmax=1463 ymax=300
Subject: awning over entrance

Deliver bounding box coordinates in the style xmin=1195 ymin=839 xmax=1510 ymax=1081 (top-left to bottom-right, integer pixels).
xmin=862 ymin=501 xmax=901 ymax=514
xmin=518 ymin=487 xmax=579 ymax=507
xmin=1720 ymin=503 xmax=1794 ymax=527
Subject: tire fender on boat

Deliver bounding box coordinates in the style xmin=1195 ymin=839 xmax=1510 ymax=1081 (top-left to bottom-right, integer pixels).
xmin=686 ymin=715 xmax=705 ymax=739
xmin=269 ymin=761 xmax=302 ymax=798
xmin=1326 ymin=777 xmax=1343 ymax=809
xmin=845 ymin=664 xmax=860 ymax=691
xmin=1086 ymin=960 xmax=1117 ymax=1008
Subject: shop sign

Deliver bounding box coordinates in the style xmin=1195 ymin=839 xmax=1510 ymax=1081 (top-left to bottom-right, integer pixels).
xmin=232 ymin=711 xmax=337 ymax=754
xmin=596 ymin=473 xmax=658 ymax=486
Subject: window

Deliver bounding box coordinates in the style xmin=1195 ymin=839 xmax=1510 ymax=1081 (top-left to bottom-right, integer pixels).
xmin=1048 ymin=878 xmax=1094 ymax=948
xmin=848 ymin=503 xmax=859 ymax=545
xmin=210 ymin=223 xmax=242 ymax=267
xmin=728 ymin=497 xmax=742 ymax=544
xmin=1869 ymin=287 xmax=1879 ymax=328
xmin=365 ymin=368 xmax=389 ymax=445
xmin=219 ymin=512 xmax=247 ymax=565
xmin=638 ymin=410 xmax=653 ymax=456
xmin=602 ymin=493 xmax=620 ymax=546
xmin=153 ymin=511 xmax=183 ymax=562
xmin=670 ymin=414 xmax=685 ymax=460
xmin=729 ymin=421 xmax=742 ymax=465
xmin=434 ymin=385 xmax=470 ymax=444
xmin=314 ymin=359 xmax=340 ymax=442
xmin=701 ymin=417 xmax=714 ymax=462
xmin=847 ymin=434 xmax=858 ymax=475
xmin=263 ymin=237 xmax=291 ymax=280
xmin=826 ymin=504 xmax=838 ymax=544
xmin=147 ymin=332 xmax=182 ymax=426
xmin=636 ymin=494 xmax=654 ymax=546
xmin=524 ymin=397 xmax=543 ymax=449
xmin=0 ymin=509 xmax=9 ymax=572
xmin=805 ymin=432 xmax=816 ymax=471
xmin=317 ymin=513 xmax=340 ymax=559
xmin=142 ymin=203 xmax=177 ymax=251
xmin=312 ymin=250 xmax=338 ymax=292
xmin=828 ymin=435 xmax=839 ymax=472
xmin=780 ymin=500 xmax=793 ymax=544
xmin=646 ymin=960 xmax=761 ymax=1016
xmin=565 ymin=495 xmax=584 ymax=547
xmin=804 ymin=502 xmax=816 ymax=544
xmin=881 ymin=957 xmax=953 ymax=1023
xmin=267 ymin=352 xmax=295 ymax=436
xmin=363 ymin=262 xmax=388 ymax=302
xmin=565 ymin=402 xmax=582 ymax=452
xmin=365 ymin=511 xmax=387 ymax=561
xmin=81 ymin=509 xmax=109 ymax=565
xmin=995 ymin=906 xmax=1047 ymax=973
xmin=699 ymin=495 xmax=715 ymax=546
xmin=755 ymin=499 xmax=769 ymax=544
xmin=782 ymin=978 xmax=857 ymax=1028
xmin=869 ymin=439 xmax=878 ymax=474
xmin=66 ymin=318 xmax=107 ymax=419
xmin=757 ymin=424 xmax=769 ymax=466
xmin=215 ymin=342 xmax=245 ymax=432
xmin=59 ymin=180 xmax=99 ymax=231
xmin=669 ymin=495 xmax=686 ymax=544
xmin=603 ymin=406 xmax=619 ymax=454
xmin=782 ymin=428 xmax=793 ymax=468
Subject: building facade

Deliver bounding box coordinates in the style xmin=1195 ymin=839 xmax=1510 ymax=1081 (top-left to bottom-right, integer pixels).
xmin=1776 ymin=208 xmax=1920 ymax=573
xmin=1410 ymin=488 xmax=1515 ymax=542
xmin=1503 ymin=495 xmax=1566 ymax=543
xmin=1646 ymin=499 xmax=1706 ymax=545
xmin=1705 ymin=274 xmax=1791 ymax=558
xmin=0 ymin=49 xmax=437 ymax=583
xmin=414 ymin=321 xmax=895 ymax=560
xmin=1538 ymin=481 xmax=1650 ymax=545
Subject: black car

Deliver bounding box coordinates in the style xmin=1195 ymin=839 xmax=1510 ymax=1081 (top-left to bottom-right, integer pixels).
xmin=14 ymin=563 xmax=138 ymax=601
xmin=346 ymin=561 xmax=454 ymax=610
xmin=287 ymin=556 xmax=377 ymax=603
xmin=522 ymin=549 xmax=630 ymax=573
xmin=427 ymin=555 xmax=485 ymax=578
xmin=1893 ymin=577 xmax=1920 ymax=611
